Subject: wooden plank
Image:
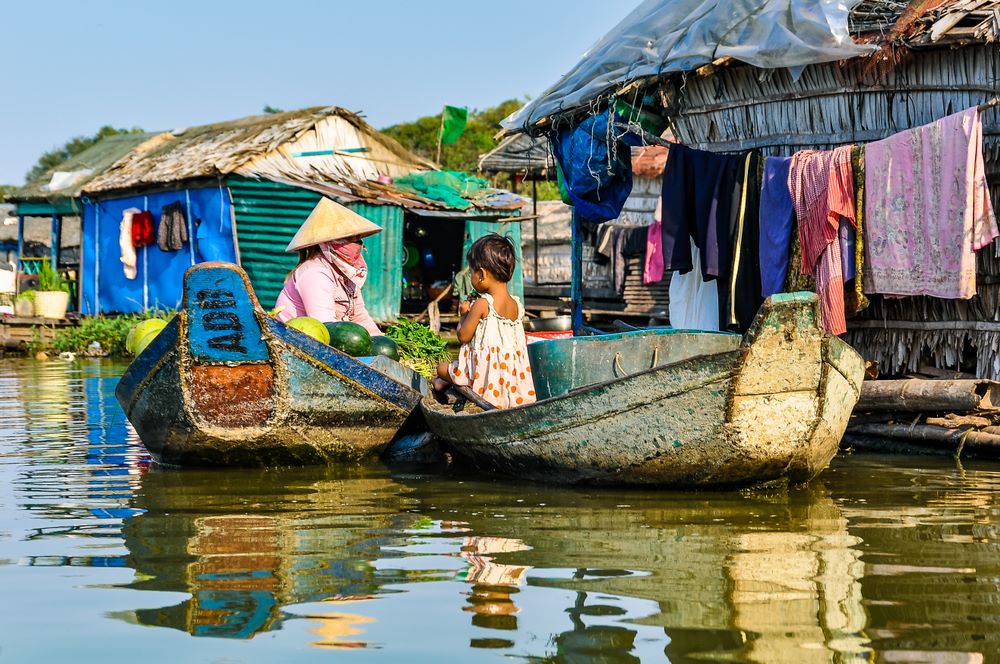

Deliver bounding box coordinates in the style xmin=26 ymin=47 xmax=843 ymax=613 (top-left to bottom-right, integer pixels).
xmin=850 ymin=319 xmax=1000 ymax=332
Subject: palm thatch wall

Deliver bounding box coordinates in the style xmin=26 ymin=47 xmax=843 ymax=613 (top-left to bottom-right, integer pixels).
xmin=662 ymin=42 xmax=1000 ymax=378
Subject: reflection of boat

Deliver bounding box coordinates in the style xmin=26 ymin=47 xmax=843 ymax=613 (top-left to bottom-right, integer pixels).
xmin=118 ymin=468 xmax=418 ymax=640
xmin=115 ymin=262 xmax=426 ymax=466
xmin=423 ymin=293 xmax=864 ymax=487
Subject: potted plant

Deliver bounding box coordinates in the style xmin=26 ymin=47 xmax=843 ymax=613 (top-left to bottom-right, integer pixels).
xmin=32 ymin=262 xmax=71 ymax=319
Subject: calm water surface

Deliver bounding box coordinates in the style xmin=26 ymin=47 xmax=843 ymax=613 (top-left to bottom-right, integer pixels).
xmin=2 ymin=358 xmax=1000 ymax=662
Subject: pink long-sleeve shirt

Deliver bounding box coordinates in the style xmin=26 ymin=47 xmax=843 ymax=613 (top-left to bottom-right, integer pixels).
xmin=274 ymin=258 xmax=381 ymax=335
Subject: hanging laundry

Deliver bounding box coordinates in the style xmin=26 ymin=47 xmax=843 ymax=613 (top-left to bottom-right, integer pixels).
xmin=789 ymin=146 xmax=854 ymax=334
xmin=644 ymin=197 xmax=665 ymax=284
xmin=847 ymin=145 xmax=868 ymax=313
xmin=758 ymin=156 xmax=795 ymax=298
xmin=131 ymin=211 xmax=155 ymax=247
xmin=158 ymin=202 xmax=189 ymax=252
xmin=722 ymin=151 xmax=763 ymax=331
xmin=597 ymin=224 xmax=646 ymax=294
xmin=659 ymin=143 xmax=741 ymax=279
xmin=668 ymin=239 xmax=719 ymax=331
xmin=119 ymin=208 xmax=140 ymax=280
xmin=789 ymin=150 xmax=838 ymax=274
xmin=865 ymin=107 xmax=998 ymax=299
xmin=550 ymin=110 xmax=633 ymax=229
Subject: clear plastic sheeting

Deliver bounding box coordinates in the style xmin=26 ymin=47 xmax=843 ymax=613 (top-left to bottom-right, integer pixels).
xmin=503 ymin=0 xmax=876 ymax=132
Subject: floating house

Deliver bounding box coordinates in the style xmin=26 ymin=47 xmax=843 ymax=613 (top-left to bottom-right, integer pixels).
xmin=503 ymin=0 xmax=1000 ymax=378
xmin=480 ymin=137 xmax=669 ymax=321
xmin=7 ymin=132 xmax=158 ymax=301
xmin=23 ymin=107 xmax=521 ymax=319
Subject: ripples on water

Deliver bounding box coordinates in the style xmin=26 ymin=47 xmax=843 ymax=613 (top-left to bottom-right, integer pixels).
xmin=2 ymin=358 xmax=1000 ymax=662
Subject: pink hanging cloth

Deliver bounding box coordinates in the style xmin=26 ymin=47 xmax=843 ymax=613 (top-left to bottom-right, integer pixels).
xmin=644 ymin=196 xmax=665 ymax=284
xmin=864 ymin=107 xmax=998 ymax=299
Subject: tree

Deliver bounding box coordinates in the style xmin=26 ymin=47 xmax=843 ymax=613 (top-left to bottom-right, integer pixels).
xmin=26 ymin=125 xmax=145 ymax=182
xmin=263 ymin=105 xmax=284 ymax=114
xmin=382 ymin=99 xmax=523 ymax=174
xmin=382 ymin=99 xmax=559 ymax=199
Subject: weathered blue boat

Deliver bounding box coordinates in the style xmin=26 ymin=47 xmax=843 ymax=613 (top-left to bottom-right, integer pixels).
xmin=422 ymin=293 xmax=865 ymax=488
xmin=116 ymin=262 xmax=426 ymax=467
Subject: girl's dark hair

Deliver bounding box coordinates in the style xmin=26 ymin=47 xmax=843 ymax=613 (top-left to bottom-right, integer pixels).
xmin=467 ymin=233 xmax=516 ymax=283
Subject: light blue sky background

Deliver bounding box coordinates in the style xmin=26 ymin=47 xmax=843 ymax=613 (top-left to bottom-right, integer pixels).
xmin=2 ymin=1 xmax=636 ymax=185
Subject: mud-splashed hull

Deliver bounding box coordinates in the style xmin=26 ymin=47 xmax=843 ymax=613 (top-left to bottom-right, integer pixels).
xmin=422 ymin=293 xmax=864 ymax=488
xmin=116 ymin=262 xmax=425 ymax=467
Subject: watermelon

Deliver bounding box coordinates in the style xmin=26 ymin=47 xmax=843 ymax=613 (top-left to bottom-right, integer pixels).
xmin=370 ymin=335 xmax=400 ymax=361
xmin=324 ymin=321 xmax=372 ymax=356
xmin=134 ymin=328 xmax=161 ymax=356
xmin=126 ymin=318 xmax=167 ymax=355
xmin=286 ymin=316 xmax=330 ymax=345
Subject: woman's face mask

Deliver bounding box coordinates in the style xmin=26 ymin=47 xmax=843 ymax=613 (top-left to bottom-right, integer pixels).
xmin=332 ymin=240 xmax=363 ymax=262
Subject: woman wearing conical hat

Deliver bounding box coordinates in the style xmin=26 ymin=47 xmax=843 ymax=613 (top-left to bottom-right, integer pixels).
xmin=274 ymin=197 xmax=382 ymax=335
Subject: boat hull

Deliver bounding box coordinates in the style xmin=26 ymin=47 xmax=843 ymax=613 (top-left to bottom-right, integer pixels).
xmin=116 ymin=263 xmax=425 ymax=467
xmin=422 ymin=293 xmax=864 ymax=488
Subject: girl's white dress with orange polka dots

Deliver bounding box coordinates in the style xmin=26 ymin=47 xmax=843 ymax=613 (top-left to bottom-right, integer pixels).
xmin=448 ymin=293 xmax=537 ymax=409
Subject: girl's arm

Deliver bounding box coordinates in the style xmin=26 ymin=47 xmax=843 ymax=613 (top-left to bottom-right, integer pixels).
xmin=456 ymin=297 xmax=489 ymax=344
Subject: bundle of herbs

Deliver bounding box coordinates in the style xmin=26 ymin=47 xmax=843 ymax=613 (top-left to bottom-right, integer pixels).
xmin=385 ymin=320 xmax=452 ymax=378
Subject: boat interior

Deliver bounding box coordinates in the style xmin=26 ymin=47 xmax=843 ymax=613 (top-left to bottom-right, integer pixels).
xmin=526 ymin=328 xmax=741 ymax=400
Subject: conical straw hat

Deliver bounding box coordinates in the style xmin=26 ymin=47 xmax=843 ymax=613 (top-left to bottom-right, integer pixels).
xmin=285 ymin=197 xmax=382 ymax=252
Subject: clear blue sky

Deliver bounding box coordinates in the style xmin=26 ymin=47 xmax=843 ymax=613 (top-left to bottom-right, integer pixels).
xmin=2 ymin=1 xmax=636 ymax=186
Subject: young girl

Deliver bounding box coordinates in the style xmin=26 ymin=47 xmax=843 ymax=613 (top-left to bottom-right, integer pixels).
xmin=434 ymin=234 xmax=536 ymax=409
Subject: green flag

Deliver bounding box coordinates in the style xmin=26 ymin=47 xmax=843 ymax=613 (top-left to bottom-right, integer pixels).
xmin=440 ymin=105 xmax=468 ymax=145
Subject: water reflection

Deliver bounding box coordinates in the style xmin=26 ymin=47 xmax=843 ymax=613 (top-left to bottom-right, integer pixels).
xmin=4 ymin=358 xmax=1000 ymax=662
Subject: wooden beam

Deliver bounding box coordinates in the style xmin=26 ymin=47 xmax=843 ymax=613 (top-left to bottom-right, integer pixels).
xmin=849 ymin=319 xmax=1000 ymax=333
xmin=570 ymin=209 xmax=584 ymax=335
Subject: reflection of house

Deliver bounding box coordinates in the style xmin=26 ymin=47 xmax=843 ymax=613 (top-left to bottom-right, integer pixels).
xmin=14 ymin=107 xmax=522 ymax=318
xmin=482 ymin=138 xmax=669 ymax=320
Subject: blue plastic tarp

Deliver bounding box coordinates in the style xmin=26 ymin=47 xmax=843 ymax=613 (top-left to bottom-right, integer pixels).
xmin=80 ymin=186 xmax=237 ymax=315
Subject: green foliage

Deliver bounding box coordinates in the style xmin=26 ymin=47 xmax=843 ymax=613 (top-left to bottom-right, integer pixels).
xmin=382 ymin=99 xmax=524 ymax=174
xmin=0 ymin=184 xmax=16 ymax=201
xmin=48 ymin=312 xmax=174 ymax=357
xmin=262 ymin=105 xmax=284 ymax=114
xmin=36 ymin=261 xmax=70 ymax=293
xmin=382 ymin=99 xmax=563 ymax=201
xmin=26 ymin=125 xmax=145 ymax=182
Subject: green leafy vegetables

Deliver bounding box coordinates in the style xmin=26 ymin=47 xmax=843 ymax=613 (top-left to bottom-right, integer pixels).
xmin=385 ymin=320 xmax=452 ymax=378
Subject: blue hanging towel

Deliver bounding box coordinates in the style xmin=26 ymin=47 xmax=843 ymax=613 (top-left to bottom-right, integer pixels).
xmin=550 ymin=110 xmax=633 ymax=229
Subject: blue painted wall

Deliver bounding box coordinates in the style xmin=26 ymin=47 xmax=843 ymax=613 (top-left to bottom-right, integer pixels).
xmin=80 ymin=186 xmax=237 ymax=315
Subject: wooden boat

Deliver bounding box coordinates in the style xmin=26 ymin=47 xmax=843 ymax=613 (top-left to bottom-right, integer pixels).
xmin=422 ymin=292 xmax=865 ymax=488
xmin=116 ymin=262 xmax=426 ymax=467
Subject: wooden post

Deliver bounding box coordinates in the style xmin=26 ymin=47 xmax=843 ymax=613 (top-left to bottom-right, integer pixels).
xmin=532 ymin=178 xmax=539 ymax=287
xmin=435 ymin=107 xmax=445 ymax=165
xmin=50 ymin=213 xmax=61 ymax=271
xmin=570 ymin=208 xmax=583 ymax=335
xmin=15 ymin=214 xmax=24 ymax=297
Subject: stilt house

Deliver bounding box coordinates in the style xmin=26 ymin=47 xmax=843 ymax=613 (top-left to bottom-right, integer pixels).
xmin=503 ymin=0 xmax=1000 ymax=378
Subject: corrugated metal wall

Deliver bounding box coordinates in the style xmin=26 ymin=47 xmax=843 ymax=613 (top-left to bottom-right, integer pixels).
xmin=228 ymin=177 xmax=403 ymax=321
xmin=464 ymin=217 xmax=523 ymax=301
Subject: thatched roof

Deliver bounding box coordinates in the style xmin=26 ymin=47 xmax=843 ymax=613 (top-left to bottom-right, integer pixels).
xmin=503 ymin=0 xmax=1000 ymax=133
xmin=84 ymin=106 xmax=436 ymax=196
xmin=10 ymin=132 xmax=162 ymax=203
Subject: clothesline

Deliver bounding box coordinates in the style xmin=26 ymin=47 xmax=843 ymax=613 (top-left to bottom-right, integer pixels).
xmin=615 ymin=97 xmax=1000 ymax=153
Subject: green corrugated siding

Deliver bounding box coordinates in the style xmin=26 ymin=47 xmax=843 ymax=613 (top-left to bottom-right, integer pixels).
xmin=348 ymin=203 xmax=403 ymax=323
xmin=228 ymin=177 xmax=403 ymax=322
xmin=464 ymin=214 xmax=524 ymax=301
